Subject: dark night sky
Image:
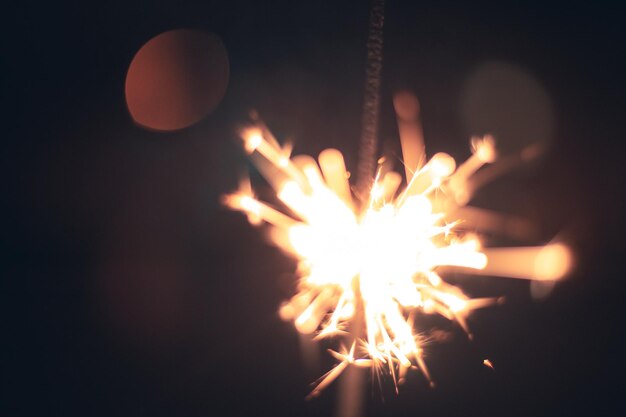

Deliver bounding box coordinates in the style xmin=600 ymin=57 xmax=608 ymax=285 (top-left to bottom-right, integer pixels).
xmin=4 ymin=1 xmax=626 ymax=416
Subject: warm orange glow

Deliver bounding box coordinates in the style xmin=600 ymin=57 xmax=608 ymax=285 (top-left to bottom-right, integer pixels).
xmin=393 ymin=91 xmax=425 ymax=179
xmin=225 ymin=122 xmax=571 ymax=396
xmin=480 ymin=243 xmax=572 ymax=281
xmin=125 ymin=30 xmax=228 ymax=131
xmin=318 ymin=149 xmax=352 ymax=206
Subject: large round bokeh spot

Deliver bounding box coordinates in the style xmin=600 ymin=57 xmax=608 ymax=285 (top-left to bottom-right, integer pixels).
xmin=461 ymin=61 xmax=554 ymax=156
xmin=125 ymin=29 xmax=229 ymax=131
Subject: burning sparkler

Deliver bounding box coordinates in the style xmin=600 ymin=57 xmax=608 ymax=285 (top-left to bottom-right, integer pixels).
xmin=223 ymin=102 xmax=572 ymax=397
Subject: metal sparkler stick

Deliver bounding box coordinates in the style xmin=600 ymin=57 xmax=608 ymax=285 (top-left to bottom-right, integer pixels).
xmin=338 ymin=2 xmax=385 ymax=416
xmin=356 ymin=0 xmax=385 ymax=197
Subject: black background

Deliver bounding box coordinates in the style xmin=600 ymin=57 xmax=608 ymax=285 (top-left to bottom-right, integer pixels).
xmin=5 ymin=1 xmax=626 ymax=416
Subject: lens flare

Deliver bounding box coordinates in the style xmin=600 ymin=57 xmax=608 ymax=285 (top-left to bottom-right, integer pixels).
xmin=223 ymin=122 xmax=571 ymax=397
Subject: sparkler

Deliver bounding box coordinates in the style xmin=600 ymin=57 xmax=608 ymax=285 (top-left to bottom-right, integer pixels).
xmin=223 ymin=106 xmax=572 ymax=397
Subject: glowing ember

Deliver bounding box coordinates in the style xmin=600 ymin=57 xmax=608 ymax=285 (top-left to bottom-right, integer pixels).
xmin=223 ymin=120 xmax=572 ymax=397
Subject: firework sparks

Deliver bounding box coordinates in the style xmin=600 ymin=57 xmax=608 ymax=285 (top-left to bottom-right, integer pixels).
xmin=223 ymin=116 xmax=572 ymax=396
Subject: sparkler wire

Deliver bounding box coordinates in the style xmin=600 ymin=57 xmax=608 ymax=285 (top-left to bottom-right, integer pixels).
xmin=346 ymin=2 xmax=385 ymax=413
xmin=356 ymin=0 xmax=385 ymax=196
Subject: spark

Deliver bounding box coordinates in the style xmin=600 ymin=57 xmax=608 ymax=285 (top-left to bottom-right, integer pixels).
xmin=223 ymin=121 xmax=572 ymax=396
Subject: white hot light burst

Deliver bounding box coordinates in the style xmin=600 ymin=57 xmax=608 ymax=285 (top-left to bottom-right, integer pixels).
xmin=223 ymin=105 xmax=572 ymax=397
